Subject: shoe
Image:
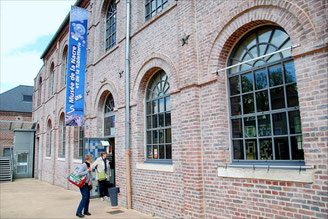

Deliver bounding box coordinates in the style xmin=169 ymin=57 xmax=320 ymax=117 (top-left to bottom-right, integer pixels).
xmin=84 ymin=212 xmax=91 ymax=216
xmin=76 ymin=213 xmax=84 ymax=218
xmin=100 ymin=197 xmax=104 ymax=201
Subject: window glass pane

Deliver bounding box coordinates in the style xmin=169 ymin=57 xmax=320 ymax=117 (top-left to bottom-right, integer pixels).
xmin=147 ymin=116 xmax=152 ymax=129
xmin=152 ymin=115 xmax=158 ymax=128
xmin=165 ymin=129 xmax=171 ymax=143
xmin=284 ymin=61 xmax=296 ymax=83
xmin=244 ymin=117 xmax=256 ymax=137
xmin=256 ymin=90 xmax=269 ymax=112
xmin=159 ymin=113 xmax=164 ymax=127
xmin=241 ymin=73 xmax=253 ymax=93
xmin=258 ymin=28 xmax=272 ymax=43
xmin=273 ymin=112 xmax=287 ymax=135
xmin=110 ymin=116 xmax=115 ymax=135
xmin=270 ymin=87 xmax=285 ymax=110
xmin=166 ymin=144 xmax=172 ymax=159
xmin=267 ymin=53 xmax=281 ymax=63
xmin=165 ymin=96 xmax=171 ymax=111
xmin=159 ymin=145 xmax=165 ymax=159
xmin=232 ymin=119 xmax=243 ymax=138
xmin=271 ymin=29 xmax=289 ymax=47
xmin=104 ymin=117 xmax=111 ymax=136
xmin=153 ymin=131 xmax=158 ymax=144
xmin=274 ymin=137 xmax=289 ymax=160
xmin=255 ymin=69 xmax=268 ymax=90
xmin=259 ymin=139 xmax=273 ymax=160
xmin=165 ymin=112 xmax=171 ymax=126
xmin=153 ymin=145 xmax=158 ymax=159
xmin=147 ymin=145 xmax=152 ymax=159
xmin=291 ymin=136 xmax=304 ymax=160
xmin=259 ymin=45 xmax=266 ymax=56
xmin=269 ymin=65 xmax=283 ymax=87
xmin=242 ymin=93 xmax=255 ymax=114
xmin=286 ymin=84 xmax=299 ymax=107
xmin=159 ymin=129 xmax=164 ymax=143
xmin=258 ymin=115 xmax=271 ymax=136
xmin=233 ymin=140 xmax=244 ymax=160
xmin=249 ymin=47 xmax=257 ymax=58
xmin=289 ymin=111 xmax=302 ymax=134
xmin=231 ymin=96 xmax=241 ymax=116
xmin=147 ymin=102 xmax=152 ymax=114
xmin=147 ymin=131 xmax=152 ymax=144
xmin=246 ymin=140 xmax=257 ymax=160
xmin=229 ymin=76 xmax=240 ymax=95
xmin=159 ymin=98 xmax=164 ymax=112
xmin=152 ymin=100 xmax=158 ymax=113
xmin=240 ymin=63 xmax=252 ymax=71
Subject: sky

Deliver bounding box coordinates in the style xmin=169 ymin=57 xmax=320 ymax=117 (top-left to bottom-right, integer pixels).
xmin=0 ymin=0 xmax=76 ymax=94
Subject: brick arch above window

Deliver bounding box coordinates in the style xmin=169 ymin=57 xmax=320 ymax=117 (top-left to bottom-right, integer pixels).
xmin=206 ymin=3 xmax=318 ymax=79
xmin=93 ymin=82 xmax=119 ymax=117
xmin=132 ymin=54 xmax=179 ymax=105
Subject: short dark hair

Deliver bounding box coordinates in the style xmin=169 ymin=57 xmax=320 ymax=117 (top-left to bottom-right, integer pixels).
xmin=100 ymin=152 xmax=107 ymax=156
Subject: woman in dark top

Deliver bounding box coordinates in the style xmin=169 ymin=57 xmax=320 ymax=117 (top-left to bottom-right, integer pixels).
xmin=76 ymin=154 xmax=93 ymax=218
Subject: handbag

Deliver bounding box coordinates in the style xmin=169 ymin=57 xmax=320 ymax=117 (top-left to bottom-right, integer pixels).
xmin=98 ymin=171 xmax=106 ymax=181
xmin=67 ymin=167 xmax=87 ymax=188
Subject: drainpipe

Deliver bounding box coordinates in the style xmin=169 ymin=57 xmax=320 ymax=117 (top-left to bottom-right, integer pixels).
xmin=125 ymin=0 xmax=132 ymax=209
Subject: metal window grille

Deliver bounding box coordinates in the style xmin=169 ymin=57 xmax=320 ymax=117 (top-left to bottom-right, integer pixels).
xmin=227 ymin=26 xmax=304 ymax=164
xmin=105 ymin=1 xmax=117 ymax=51
xmin=146 ymin=70 xmax=172 ymax=160
xmin=145 ymin=0 xmax=168 ymax=21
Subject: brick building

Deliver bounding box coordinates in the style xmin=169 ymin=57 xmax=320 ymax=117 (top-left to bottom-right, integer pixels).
xmin=0 ymin=85 xmax=33 ymax=156
xmin=33 ymin=0 xmax=327 ymax=218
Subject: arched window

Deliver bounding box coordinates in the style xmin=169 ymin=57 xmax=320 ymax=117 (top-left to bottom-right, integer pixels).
xmin=38 ymin=77 xmax=42 ymax=106
xmin=46 ymin=120 xmax=52 ymax=157
xmin=62 ymin=46 xmax=68 ymax=87
xmin=146 ymin=70 xmax=171 ymax=161
xmin=49 ymin=63 xmax=55 ymax=96
xmin=228 ymin=26 xmax=303 ymax=164
xmin=105 ymin=0 xmax=117 ymax=51
xmin=58 ymin=114 xmax=66 ymax=158
xmin=104 ymin=93 xmax=115 ymax=137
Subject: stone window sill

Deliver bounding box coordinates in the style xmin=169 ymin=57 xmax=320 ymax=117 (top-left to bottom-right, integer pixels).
xmin=57 ymin=158 xmax=65 ymax=162
xmin=217 ymin=164 xmax=315 ymax=183
xmin=136 ymin=162 xmax=174 ymax=172
xmin=45 ymin=157 xmax=51 ymax=160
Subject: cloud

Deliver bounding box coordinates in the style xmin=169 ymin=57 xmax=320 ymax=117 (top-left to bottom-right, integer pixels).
xmin=7 ymin=34 xmax=53 ymax=56
xmin=0 ymin=0 xmax=75 ymax=93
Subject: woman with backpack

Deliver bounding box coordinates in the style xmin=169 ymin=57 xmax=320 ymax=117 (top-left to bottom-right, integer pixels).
xmin=76 ymin=154 xmax=93 ymax=218
xmin=91 ymin=152 xmax=111 ymax=201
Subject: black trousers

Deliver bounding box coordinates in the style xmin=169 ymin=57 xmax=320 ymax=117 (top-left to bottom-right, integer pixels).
xmin=98 ymin=180 xmax=109 ymax=197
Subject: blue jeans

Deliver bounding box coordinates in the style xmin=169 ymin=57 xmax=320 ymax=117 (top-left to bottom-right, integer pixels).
xmin=76 ymin=184 xmax=90 ymax=215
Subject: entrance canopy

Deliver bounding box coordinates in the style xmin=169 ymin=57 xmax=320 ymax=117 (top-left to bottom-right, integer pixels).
xmin=0 ymin=120 xmax=36 ymax=131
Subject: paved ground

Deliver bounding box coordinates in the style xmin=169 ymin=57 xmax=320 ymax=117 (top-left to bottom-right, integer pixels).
xmin=0 ymin=179 xmax=154 ymax=219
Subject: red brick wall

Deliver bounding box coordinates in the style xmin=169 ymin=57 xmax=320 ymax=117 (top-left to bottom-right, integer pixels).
xmin=33 ymin=0 xmax=327 ymax=218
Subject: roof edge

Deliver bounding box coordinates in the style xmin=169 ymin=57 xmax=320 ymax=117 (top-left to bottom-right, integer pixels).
xmin=40 ymin=0 xmax=84 ymax=59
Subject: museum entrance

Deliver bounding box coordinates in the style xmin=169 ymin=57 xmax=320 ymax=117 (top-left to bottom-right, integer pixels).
xmin=84 ymin=137 xmax=115 ymax=197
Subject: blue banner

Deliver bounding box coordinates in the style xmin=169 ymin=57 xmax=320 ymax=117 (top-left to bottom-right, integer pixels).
xmin=65 ymin=6 xmax=88 ymax=126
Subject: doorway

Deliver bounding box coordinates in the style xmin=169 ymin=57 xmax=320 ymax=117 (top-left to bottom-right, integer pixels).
xmin=84 ymin=138 xmax=116 ymax=197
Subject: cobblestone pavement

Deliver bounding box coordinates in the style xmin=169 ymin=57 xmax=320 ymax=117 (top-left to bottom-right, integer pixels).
xmin=0 ymin=179 xmax=154 ymax=219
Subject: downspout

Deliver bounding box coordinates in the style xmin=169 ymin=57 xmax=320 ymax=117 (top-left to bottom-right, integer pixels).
xmin=125 ymin=0 xmax=132 ymax=209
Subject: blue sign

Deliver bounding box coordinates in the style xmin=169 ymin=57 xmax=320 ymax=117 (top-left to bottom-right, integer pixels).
xmin=65 ymin=6 xmax=88 ymax=126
